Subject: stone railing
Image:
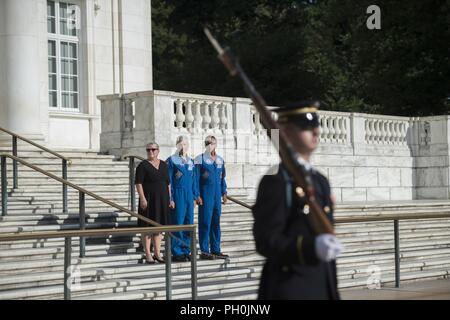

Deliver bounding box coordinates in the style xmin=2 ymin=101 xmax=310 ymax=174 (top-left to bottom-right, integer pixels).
xmin=363 ymin=115 xmax=410 ymax=145
xmin=98 ymin=90 xmax=450 ymax=201
xmin=171 ymin=93 xmax=234 ymax=134
xmin=319 ymin=111 xmax=351 ymax=145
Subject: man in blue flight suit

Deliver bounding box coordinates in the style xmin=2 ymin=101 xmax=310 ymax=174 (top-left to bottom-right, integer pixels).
xmin=194 ymin=135 xmax=229 ymax=260
xmin=167 ymin=136 xmax=198 ymax=262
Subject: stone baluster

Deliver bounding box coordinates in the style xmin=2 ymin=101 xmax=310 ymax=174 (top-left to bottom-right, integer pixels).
xmin=184 ymin=99 xmax=194 ymax=132
xmin=175 ymin=99 xmax=185 ymax=130
xmin=193 ymin=100 xmax=202 ymax=133
xmin=219 ymin=103 xmax=228 ymax=131
xmin=372 ymin=120 xmax=380 ymax=143
xmin=391 ymin=121 xmax=398 ymax=144
xmin=386 ymin=121 xmax=392 ymax=144
xmin=334 ymin=117 xmax=341 ymax=143
xmin=399 ymin=122 xmax=405 ymax=144
xmin=321 ymin=116 xmax=329 ymax=143
xmin=380 ymin=120 xmax=385 ymax=144
xmin=339 ymin=117 xmax=346 ymax=143
xmin=402 ymin=122 xmax=408 ymax=144
xmin=366 ymin=119 xmax=372 ymax=143
xmin=210 ymin=102 xmax=220 ymax=131
xmin=369 ymin=120 xmax=374 ymax=143
xmin=202 ymin=101 xmax=212 ymax=130
xmin=329 ymin=117 xmax=336 ymax=143
xmin=345 ymin=117 xmax=351 ymax=144
xmin=364 ymin=119 xmax=369 ymax=143
xmin=379 ymin=121 xmax=386 ymax=144
xmin=390 ymin=121 xmax=395 ymax=144
xmin=373 ymin=120 xmax=378 ymax=144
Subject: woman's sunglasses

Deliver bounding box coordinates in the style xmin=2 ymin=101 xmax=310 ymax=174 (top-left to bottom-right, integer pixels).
xmin=146 ymin=148 xmax=159 ymax=152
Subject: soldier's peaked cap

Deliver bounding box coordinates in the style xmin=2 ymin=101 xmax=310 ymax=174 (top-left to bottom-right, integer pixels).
xmin=273 ymin=99 xmax=321 ymax=128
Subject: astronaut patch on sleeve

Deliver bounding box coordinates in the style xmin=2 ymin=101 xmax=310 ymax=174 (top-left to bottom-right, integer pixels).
xmin=202 ymin=171 xmax=209 ymax=179
xmin=175 ymin=170 xmax=183 ymax=179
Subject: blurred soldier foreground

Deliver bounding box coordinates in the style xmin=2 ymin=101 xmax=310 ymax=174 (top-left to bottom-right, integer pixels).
xmin=252 ymin=100 xmax=343 ymax=300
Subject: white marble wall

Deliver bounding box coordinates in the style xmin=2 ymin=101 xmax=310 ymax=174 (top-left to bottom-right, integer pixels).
xmin=0 ymin=0 xmax=153 ymax=150
xmin=98 ymin=90 xmax=450 ymax=202
xmin=0 ymin=0 xmax=47 ymax=142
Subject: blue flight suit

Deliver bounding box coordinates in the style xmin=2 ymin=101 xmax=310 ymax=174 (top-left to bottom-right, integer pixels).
xmin=167 ymin=154 xmax=198 ymax=257
xmin=194 ymin=153 xmax=227 ymax=254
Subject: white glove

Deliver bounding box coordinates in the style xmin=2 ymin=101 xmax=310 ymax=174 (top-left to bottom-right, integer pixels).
xmin=315 ymin=234 xmax=343 ymax=262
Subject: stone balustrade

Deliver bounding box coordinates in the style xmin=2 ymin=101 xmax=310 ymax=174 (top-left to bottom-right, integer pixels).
xmin=98 ymin=90 xmax=450 ymax=202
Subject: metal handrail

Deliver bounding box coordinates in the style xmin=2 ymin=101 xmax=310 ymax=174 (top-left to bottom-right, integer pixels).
xmin=124 ymin=155 xmax=252 ymax=211
xmin=123 ymin=155 xmax=145 ymax=212
xmin=218 ymin=195 xmax=450 ymax=289
xmin=0 ymin=226 xmax=198 ymax=300
xmin=0 ymin=225 xmax=194 ymax=241
xmin=226 ymin=195 xmax=252 ymax=209
xmin=124 ymin=154 xmax=145 ymax=161
xmin=0 ymin=126 xmax=71 ymax=203
xmin=0 ymin=153 xmax=199 ymax=260
xmin=0 ymin=153 xmax=159 ymax=227
xmin=335 ymin=212 xmax=450 ymax=223
xmin=0 ymin=126 xmax=71 ymax=162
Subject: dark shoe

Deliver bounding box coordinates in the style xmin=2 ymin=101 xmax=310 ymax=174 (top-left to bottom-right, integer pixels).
xmin=184 ymin=254 xmax=191 ymax=261
xmin=145 ymin=257 xmax=156 ymax=264
xmin=153 ymin=254 xmax=164 ymax=263
xmin=173 ymin=255 xmax=188 ymax=262
xmin=200 ymin=252 xmax=215 ymax=260
xmin=212 ymin=252 xmax=229 ymax=259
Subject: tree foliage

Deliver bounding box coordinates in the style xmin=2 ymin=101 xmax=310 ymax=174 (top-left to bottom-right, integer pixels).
xmin=152 ymin=0 xmax=450 ymax=116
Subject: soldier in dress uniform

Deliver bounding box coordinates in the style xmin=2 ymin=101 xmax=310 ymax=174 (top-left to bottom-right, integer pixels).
xmin=252 ymin=100 xmax=343 ymax=300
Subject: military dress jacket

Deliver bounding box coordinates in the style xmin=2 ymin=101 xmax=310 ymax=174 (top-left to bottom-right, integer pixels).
xmin=252 ymin=164 xmax=340 ymax=300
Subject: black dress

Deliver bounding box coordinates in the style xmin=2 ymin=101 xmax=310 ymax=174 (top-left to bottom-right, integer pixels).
xmin=252 ymin=164 xmax=340 ymax=300
xmin=135 ymin=160 xmax=170 ymax=227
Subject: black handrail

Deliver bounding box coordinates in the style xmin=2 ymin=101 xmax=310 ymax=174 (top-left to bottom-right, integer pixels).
xmin=0 ymin=153 xmax=193 ymax=257
xmin=0 ymin=226 xmax=198 ymax=300
xmin=0 ymin=126 xmax=71 ymax=211
xmin=123 ymin=155 xmax=145 ymax=212
xmin=215 ymin=194 xmax=450 ymax=289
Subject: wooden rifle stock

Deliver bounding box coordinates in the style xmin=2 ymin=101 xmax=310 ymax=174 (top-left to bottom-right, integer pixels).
xmin=205 ymin=29 xmax=334 ymax=235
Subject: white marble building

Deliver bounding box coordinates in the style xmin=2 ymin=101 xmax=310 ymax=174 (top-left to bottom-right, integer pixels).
xmin=1 ymin=0 xmax=449 ymax=201
xmin=98 ymin=91 xmax=450 ymax=201
xmin=0 ymin=0 xmax=153 ymax=149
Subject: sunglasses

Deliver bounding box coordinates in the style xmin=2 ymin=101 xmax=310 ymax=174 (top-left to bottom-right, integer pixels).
xmin=146 ymin=148 xmax=159 ymax=152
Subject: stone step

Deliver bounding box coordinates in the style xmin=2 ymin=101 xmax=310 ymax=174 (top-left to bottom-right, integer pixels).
xmin=0 ymin=221 xmax=137 ymax=234
xmin=0 ymin=252 xmax=145 ymax=274
xmin=0 ymin=240 xmax=257 ymax=261
xmin=338 ymin=247 xmax=450 ymax=266
xmin=338 ymin=256 xmax=450 ymax=280
xmin=0 ymin=264 xmax=262 ymax=300
xmin=10 ymin=186 xmax=131 ymax=194
xmin=0 ymin=254 xmax=265 ymax=287
xmin=338 ymin=264 xmax=450 ymax=289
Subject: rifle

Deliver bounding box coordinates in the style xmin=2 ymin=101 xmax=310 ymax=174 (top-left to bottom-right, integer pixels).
xmin=204 ymin=28 xmax=334 ymax=235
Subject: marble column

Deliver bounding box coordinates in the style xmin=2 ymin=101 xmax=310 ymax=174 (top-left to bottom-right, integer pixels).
xmin=0 ymin=0 xmax=45 ymax=141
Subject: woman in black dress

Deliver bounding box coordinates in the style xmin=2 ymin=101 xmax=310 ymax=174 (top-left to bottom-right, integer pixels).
xmin=135 ymin=142 xmax=173 ymax=264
